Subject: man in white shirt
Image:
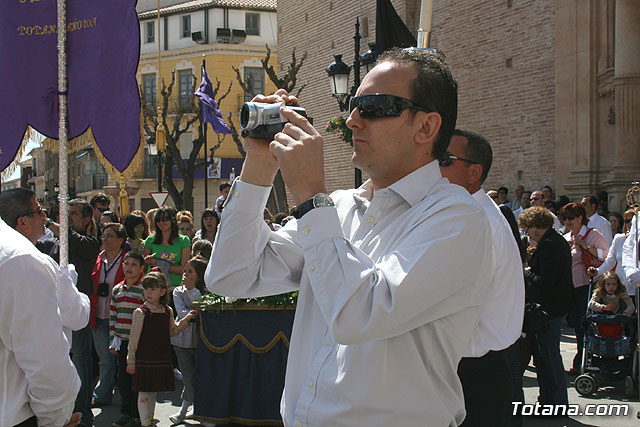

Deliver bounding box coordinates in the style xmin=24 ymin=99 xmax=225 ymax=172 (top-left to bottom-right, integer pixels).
xmin=531 ymin=190 xmax=563 ymax=232
xmin=513 ymin=190 xmax=531 ymax=220
xmin=0 ymin=215 xmax=82 ymax=426
xmin=439 ymin=129 xmax=524 ymax=426
xmin=206 ymin=49 xmax=493 ymax=426
xmin=0 ymin=189 xmax=90 ymax=344
xmin=581 ymin=195 xmax=613 ymax=245
xmin=622 ymin=214 xmax=640 ymax=287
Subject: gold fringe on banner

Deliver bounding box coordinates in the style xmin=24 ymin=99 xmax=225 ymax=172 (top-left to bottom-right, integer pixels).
xmin=1 ymin=126 xmax=39 ymax=180
xmin=199 ymin=319 xmax=291 ymax=354
xmin=42 ymin=125 xmax=144 ymax=213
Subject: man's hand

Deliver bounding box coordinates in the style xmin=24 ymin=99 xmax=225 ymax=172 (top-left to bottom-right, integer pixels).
xmin=587 ymin=266 xmax=599 ymax=276
xmin=240 ymin=89 xmax=299 ymax=187
xmin=63 ymin=412 xmax=82 ymax=427
xmin=126 ymin=364 xmax=135 ymax=375
xmin=108 ymin=347 xmax=117 ymax=355
xmin=270 ymin=106 xmax=326 ymax=205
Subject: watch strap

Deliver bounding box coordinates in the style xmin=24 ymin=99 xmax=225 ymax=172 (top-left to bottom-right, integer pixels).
xmin=292 ymin=198 xmax=314 ymax=220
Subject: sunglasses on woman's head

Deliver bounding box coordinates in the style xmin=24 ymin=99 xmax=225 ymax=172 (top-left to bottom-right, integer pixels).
xmin=348 ymin=94 xmax=431 ymax=119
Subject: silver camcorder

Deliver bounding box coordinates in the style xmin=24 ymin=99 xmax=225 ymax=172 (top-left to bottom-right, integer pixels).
xmin=239 ymin=102 xmax=311 ymax=140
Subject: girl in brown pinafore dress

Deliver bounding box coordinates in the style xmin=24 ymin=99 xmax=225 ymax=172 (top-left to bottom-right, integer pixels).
xmin=127 ymin=270 xmax=196 ymax=427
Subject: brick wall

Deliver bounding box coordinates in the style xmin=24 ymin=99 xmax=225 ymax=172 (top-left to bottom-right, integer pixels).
xmin=431 ymin=0 xmax=556 ymax=196
xmin=278 ymin=0 xmax=556 ymax=200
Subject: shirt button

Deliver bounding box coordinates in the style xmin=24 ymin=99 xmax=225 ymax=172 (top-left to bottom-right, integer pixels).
xmin=302 ymin=227 xmax=310 ymax=235
xmin=297 ymin=423 xmax=303 ymax=427
xmin=309 ymin=265 xmax=315 ymax=272
xmin=308 ymin=380 xmax=314 ymax=388
xmin=233 ymin=191 xmax=239 ymax=198
xmin=367 ymin=216 xmax=374 ymax=223
xmin=326 ymin=339 xmax=332 ymax=346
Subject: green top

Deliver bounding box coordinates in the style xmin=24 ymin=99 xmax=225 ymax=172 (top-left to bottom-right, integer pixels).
xmin=144 ymin=234 xmax=191 ymax=287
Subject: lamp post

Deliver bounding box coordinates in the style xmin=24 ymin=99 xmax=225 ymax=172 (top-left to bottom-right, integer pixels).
xmin=44 ymin=187 xmax=49 ymax=202
xmin=326 ymin=18 xmax=377 ymax=187
xmin=147 ymin=136 xmax=163 ymax=192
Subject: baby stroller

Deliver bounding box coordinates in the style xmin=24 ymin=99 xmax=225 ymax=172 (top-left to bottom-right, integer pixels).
xmin=574 ymin=279 xmax=638 ymax=397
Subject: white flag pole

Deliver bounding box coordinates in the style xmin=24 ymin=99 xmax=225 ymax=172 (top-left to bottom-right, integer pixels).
xmin=57 ymin=0 xmax=69 ymax=267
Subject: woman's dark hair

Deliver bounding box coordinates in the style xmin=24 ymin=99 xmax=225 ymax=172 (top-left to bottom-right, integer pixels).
xmin=499 ymin=205 xmax=527 ymax=263
xmin=192 ymin=239 xmax=213 ymax=260
xmin=142 ymin=270 xmax=170 ymax=305
xmin=200 ymin=208 xmax=219 ymax=234
xmin=101 ymin=211 xmax=120 ymax=224
xmin=124 ymin=213 xmax=149 ymax=240
xmin=153 ymin=206 xmax=179 ymax=245
xmin=186 ymin=255 xmax=208 ymax=294
xmin=102 ymin=223 xmax=127 ymax=249
xmin=559 ymin=202 xmax=588 ymax=226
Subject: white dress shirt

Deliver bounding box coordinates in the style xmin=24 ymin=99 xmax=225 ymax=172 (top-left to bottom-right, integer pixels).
xmin=464 ymin=190 xmax=525 ymax=357
xmin=206 ymin=161 xmax=493 ymax=427
xmin=623 ymin=215 xmax=640 ymax=288
xmin=588 ymin=212 xmax=613 ymax=245
xmin=598 ymin=233 xmax=633 ymax=295
xmin=0 ymin=219 xmax=80 ymax=427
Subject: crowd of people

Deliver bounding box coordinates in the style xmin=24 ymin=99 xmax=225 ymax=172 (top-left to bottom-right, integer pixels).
xmin=2 ymin=46 xmax=640 ymax=427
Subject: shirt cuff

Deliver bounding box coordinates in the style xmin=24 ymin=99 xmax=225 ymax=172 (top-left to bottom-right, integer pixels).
xmin=224 ymin=179 xmax=272 ymax=216
xmin=297 ymin=206 xmax=343 ymax=250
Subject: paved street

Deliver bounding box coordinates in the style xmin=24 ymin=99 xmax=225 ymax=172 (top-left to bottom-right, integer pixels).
xmin=92 ymin=322 xmax=640 ymax=427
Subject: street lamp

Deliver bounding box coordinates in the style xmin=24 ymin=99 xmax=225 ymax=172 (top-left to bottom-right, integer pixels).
xmin=44 ymin=187 xmax=49 ymax=199
xmin=54 ymin=183 xmax=59 ymax=193
xmin=147 ymin=136 xmax=163 ymax=192
xmin=326 ymin=18 xmax=377 ymax=187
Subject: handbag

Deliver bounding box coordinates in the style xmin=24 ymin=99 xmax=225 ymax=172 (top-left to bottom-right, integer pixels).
xmin=523 ymin=302 xmax=550 ymax=334
xmin=580 ymin=228 xmax=604 ymax=270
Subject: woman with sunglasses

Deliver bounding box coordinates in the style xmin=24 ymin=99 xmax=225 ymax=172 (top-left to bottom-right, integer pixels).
xmin=143 ymin=207 xmax=191 ymax=291
xmin=588 ymin=209 xmax=637 ymax=300
xmin=558 ymin=202 xmax=609 ymax=376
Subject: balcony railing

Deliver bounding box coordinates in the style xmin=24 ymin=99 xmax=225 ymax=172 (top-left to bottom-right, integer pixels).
xmin=141 ymin=96 xmax=197 ymax=117
xmin=76 ymin=173 xmax=107 ymax=193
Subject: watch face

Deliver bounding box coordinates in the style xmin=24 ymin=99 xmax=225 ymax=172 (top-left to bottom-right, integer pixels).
xmin=313 ymin=193 xmax=334 ymax=208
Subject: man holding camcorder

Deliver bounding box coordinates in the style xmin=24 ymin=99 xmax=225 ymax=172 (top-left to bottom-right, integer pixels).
xmin=206 ymin=48 xmax=492 ymax=426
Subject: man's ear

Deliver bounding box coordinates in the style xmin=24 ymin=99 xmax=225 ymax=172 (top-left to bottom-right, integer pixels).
xmin=415 ymin=112 xmax=442 ymax=146
xmin=15 ymin=216 xmax=28 ymax=234
xmin=467 ymin=164 xmax=484 ymax=186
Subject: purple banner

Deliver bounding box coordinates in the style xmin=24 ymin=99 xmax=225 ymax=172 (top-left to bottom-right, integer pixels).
xmin=0 ymin=0 xmax=141 ymax=173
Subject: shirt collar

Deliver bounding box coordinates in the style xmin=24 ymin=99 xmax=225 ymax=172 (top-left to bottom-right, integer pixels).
xmin=579 ymin=225 xmax=588 ymax=236
xmin=354 ymin=160 xmax=443 ymax=207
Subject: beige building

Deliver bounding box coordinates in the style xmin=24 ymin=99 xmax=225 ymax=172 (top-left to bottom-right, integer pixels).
xmin=277 ymin=0 xmax=640 ymax=213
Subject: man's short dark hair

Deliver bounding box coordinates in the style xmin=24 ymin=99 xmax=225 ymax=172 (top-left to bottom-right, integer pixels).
xmin=124 ymin=250 xmax=144 ymax=266
xmin=219 ymin=182 xmax=231 ymax=192
xmin=498 ymin=186 xmax=508 ymax=195
xmin=90 ymin=193 xmax=110 ymax=207
xmin=0 ymin=188 xmax=36 ymax=228
xmin=453 ymin=129 xmax=493 ymax=183
xmin=69 ymin=198 xmax=93 ymax=218
xmin=583 ymin=194 xmax=599 ymax=208
xmin=377 ymin=48 xmax=458 ymax=159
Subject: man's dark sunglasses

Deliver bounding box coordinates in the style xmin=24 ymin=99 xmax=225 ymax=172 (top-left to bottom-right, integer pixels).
xmin=438 ymin=151 xmax=480 ymax=167
xmin=96 ymin=207 xmax=109 ymax=212
xmin=348 ymin=94 xmax=431 ymax=119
